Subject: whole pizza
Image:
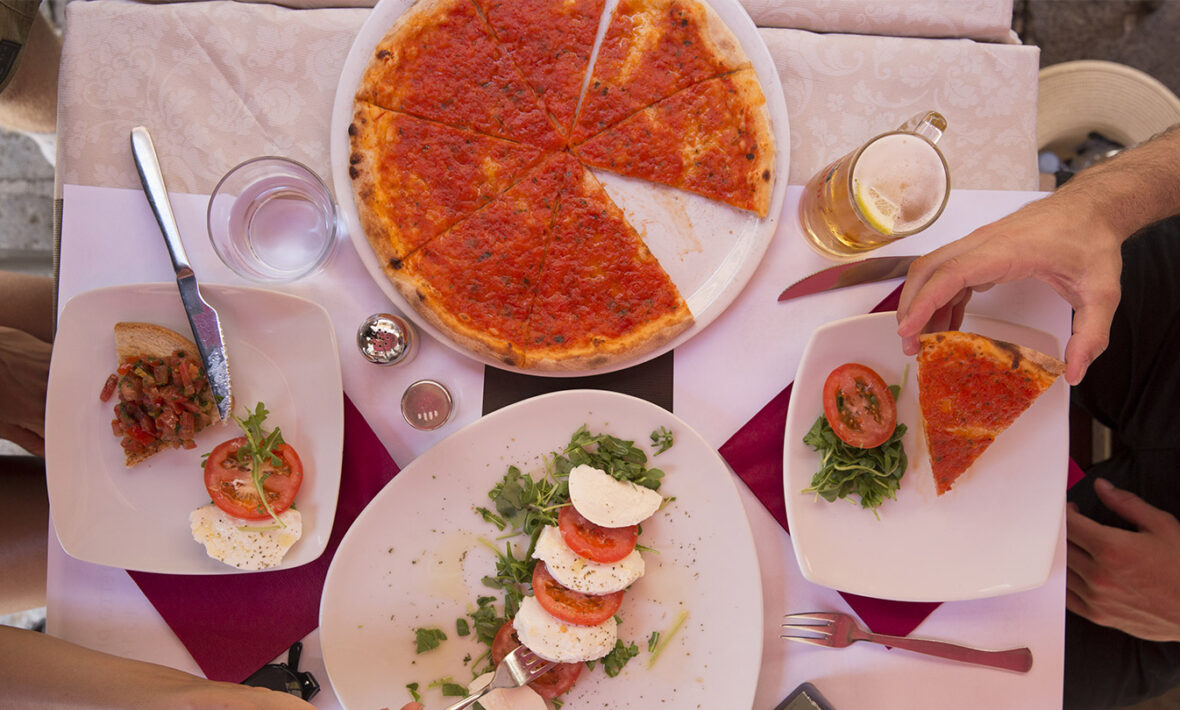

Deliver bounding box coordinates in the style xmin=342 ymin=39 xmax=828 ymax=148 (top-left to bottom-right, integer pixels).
xmin=348 ymin=0 xmax=775 ymax=371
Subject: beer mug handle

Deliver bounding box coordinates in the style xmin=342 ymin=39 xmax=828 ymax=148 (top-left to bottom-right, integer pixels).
xmin=898 ymin=110 xmax=947 ymax=144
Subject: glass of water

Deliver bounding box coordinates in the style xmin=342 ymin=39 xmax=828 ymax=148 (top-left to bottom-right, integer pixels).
xmin=207 ymin=156 xmax=339 ymax=283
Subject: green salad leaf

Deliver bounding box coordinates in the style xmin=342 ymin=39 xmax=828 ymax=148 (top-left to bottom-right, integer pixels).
xmin=802 ymin=384 xmax=908 ymax=516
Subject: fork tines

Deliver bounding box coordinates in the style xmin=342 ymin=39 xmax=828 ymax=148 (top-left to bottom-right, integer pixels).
xmin=780 ymin=612 xmax=838 ymax=645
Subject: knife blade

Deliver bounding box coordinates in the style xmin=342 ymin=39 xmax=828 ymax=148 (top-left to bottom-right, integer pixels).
xmin=130 ymin=126 xmax=233 ymax=421
xmin=778 ymin=254 xmax=918 ymax=303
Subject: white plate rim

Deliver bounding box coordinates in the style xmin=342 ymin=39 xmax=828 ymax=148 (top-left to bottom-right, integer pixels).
xmin=45 ymin=282 xmax=344 ymax=574
xmin=319 ymin=388 xmax=764 ymax=708
xmin=781 ymin=312 xmax=1069 ymax=602
xmin=327 ymin=0 xmax=790 ymax=377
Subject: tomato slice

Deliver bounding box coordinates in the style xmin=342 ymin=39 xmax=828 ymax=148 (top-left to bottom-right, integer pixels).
xmin=203 ymin=437 xmax=303 ymax=519
xmin=557 ymin=505 xmax=638 ymax=564
xmin=491 ymin=621 xmax=582 ymax=699
xmin=531 ymin=561 xmax=624 ymax=627
xmin=822 ymin=363 xmax=897 ymax=449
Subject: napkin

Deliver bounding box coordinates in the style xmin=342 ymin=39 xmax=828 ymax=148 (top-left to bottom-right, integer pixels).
xmin=127 ymin=395 xmax=400 ymax=683
xmin=719 ymin=286 xmax=1084 ymax=638
xmin=741 ymin=0 xmax=1018 ymax=44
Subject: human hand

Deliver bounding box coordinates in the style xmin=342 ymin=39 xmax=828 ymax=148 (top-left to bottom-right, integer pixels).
xmin=0 ymin=325 xmax=51 ymax=457
xmin=895 ymin=193 xmax=1124 ymax=386
xmin=1066 ymin=478 xmax=1180 ymax=642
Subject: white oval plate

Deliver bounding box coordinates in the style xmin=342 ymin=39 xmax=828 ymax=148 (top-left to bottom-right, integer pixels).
xmin=320 ymin=389 xmax=763 ymax=709
xmin=45 ymin=283 xmax=343 ymax=574
xmin=783 ymin=312 xmax=1069 ymax=602
xmin=328 ymin=0 xmax=790 ymax=376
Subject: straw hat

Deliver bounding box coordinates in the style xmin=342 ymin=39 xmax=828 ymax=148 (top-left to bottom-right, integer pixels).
xmin=1038 ymin=60 xmax=1180 ymax=157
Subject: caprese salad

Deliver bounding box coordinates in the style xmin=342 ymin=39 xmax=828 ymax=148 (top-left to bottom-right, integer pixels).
xmin=189 ymin=402 xmax=305 ymax=570
xmin=405 ymin=426 xmax=678 ymax=708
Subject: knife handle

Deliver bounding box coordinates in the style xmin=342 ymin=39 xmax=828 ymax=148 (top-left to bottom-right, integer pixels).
xmin=130 ymin=126 xmax=193 ymax=278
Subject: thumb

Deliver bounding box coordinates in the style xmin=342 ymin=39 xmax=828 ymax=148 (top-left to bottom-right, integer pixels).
xmin=1094 ymin=478 xmax=1173 ymax=533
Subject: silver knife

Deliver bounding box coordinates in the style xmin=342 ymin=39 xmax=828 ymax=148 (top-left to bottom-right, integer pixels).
xmin=130 ymin=126 xmax=233 ymax=421
xmin=778 ymin=255 xmax=918 ymax=303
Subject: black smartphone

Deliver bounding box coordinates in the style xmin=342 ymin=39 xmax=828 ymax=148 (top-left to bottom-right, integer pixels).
xmin=775 ymin=682 xmax=837 ymax=710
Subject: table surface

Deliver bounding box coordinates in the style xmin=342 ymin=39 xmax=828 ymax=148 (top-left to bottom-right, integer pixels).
xmin=47 ymin=2 xmax=1065 ymax=708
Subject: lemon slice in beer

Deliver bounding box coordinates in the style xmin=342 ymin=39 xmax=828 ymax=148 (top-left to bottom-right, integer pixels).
xmin=854 ymin=182 xmax=901 ymax=236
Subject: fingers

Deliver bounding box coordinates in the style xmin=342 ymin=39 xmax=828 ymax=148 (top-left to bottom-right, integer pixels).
xmin=0 ymin=423 xmax=45 ymax=458
xmin=1092 ymin=478 xmax=1176 ymax=533
xmin=1063 ymin=300 xmax=1118 ymax=386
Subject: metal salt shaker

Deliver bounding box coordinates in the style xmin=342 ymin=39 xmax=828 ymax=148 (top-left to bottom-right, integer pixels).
xmin=357 ymin=313 xmax=417 ymax=366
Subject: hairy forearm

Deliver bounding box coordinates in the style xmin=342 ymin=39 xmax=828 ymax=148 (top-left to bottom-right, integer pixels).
xmin=1057 ymin=125 xmax=1180 ymax=240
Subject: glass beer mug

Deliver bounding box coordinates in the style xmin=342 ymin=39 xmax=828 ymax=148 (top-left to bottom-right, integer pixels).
xmin=799 ymin=111 xmax=950 ymax=259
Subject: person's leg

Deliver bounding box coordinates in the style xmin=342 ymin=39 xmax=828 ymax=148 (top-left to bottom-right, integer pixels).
xmin=0 ymin=9 xmax=60 ymax=135
xmin=1065 ymin=217 xmax=1180 ymax=708
xmin=0 ymin=455 xmax=48 ymax=615
xmin=0 ymin=271 xmax=54 ymax=342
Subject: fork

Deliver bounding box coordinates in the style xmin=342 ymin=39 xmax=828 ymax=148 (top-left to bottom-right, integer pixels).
xmin=782 ymin=611 xmax=1033 ymax=672
xmin=442 ymin=645 xmax=556 ymax=710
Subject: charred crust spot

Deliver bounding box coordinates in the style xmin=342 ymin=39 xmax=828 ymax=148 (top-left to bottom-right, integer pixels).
xmin=376 ymin=49 xmax=391 ymax=60
xmin=390 ymin=258 xmax=403 ymax=270
xmin=349 ymin=166 xmax=360 ymax=180
xmin=348 ymin=122 xmax=357 ymax=136
xmin=746 ymin=152 xmax=755 ymax=160
xmin=349 ymin=152 xmax=362 ymax=165
xmin=761 ymin=170 xmax=771 ymax=181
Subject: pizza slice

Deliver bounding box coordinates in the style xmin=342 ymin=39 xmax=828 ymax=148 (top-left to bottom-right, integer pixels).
xmin=524 ymin=160 xmax=694 ymax=370
xmin=917 ymin=331 xmax=1065 ymax=495
xmin=574 ymin=68 xmax=774 ymax=217
xmin=356 ymin=0 xmax=563 ymax=149
xmin=348 ymin=102 xmax=549 ymax=265
xmin=569 ymin=0 xmax=751 ymax=145
xmin=391 ymin=152 xmax=580 ymax=367
xmin=473 ymin=0 xmax=606 ymax=137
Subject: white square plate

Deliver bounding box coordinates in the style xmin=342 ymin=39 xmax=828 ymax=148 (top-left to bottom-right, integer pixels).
xmin=783 ymin=312 xmax=1068 ymax=601
xmin=46 ymin=283 xmax=343 ymax=574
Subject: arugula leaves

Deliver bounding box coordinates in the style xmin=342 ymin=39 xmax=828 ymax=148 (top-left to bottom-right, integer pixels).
xmin=204 ymin=402 xmax=288 ymax=526
xmin=554 ymin=425 xmax=665 ymax=491
xmin=414 ymin=627 xmax=447 ymax=653
xmin=802 ymin=385 xmax=908 ymax=516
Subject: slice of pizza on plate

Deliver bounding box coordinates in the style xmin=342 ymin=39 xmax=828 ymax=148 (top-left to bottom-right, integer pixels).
xmin=348 ymin=102 xmax=549 ymax=263
xmin=917 ymin=331 xmax=1065 ymax=495
xmin=569 ymin=0 xmax=752 ymax=145
xmin=523 ymin=157 xmax=693 ymax=371
xmin=473 ymin=0 xmax=606 ymax=138
xmin=391 ymin=152 xmax=579 ymax=368
xmin=355 ymin=0 xmax=564 ymax=149
xmin=573 ymin=67 xmax=774 ymax=217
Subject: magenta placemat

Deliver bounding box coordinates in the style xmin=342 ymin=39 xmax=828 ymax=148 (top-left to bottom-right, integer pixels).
xmin=719 ymin=285 xmax=1081 ymax=637
xmin=128 ymin=394 xmax=400 ymax=682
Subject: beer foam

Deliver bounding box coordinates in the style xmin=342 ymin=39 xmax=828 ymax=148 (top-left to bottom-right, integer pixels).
xmin=853 ymin=133 xmax=947 ymax=233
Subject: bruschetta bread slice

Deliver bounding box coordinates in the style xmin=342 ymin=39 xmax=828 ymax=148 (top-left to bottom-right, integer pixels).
xmin=109 ymin=322 xmax=222 ymax=466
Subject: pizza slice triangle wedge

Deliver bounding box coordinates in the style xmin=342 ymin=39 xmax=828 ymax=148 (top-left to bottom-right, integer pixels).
xmin=391 ymin=152 xmax=578 ymax=368
xmin=917 ymin=331 xmax=1065 ymax=495
xmin=573 ymin=68 xmax=774 ymax=217
xmin=473 ymin=0 xmax=606 ymax=138
xmin=348 ymin=102 xmax=548 ymax=265
xmin=355 ymin=0 xmax=564 ymax=149
xmin=523 ymin=159 xmax=694 ymax=371
xmin=568 ymin=0 xmax=752 ymax=146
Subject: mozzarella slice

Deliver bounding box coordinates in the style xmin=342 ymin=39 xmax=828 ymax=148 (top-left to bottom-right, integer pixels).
xmin=467 ymin=674 xmax=547 ymax=710
xmin=568 ymin=464 xmax=662 ymax=527
xmin=189 ymin=503 xmax=302 ymax=570
xmin=533 ymin=525 xmax=643 ymax=595
xmin=514 ymin=596 xmax=617 ymax=664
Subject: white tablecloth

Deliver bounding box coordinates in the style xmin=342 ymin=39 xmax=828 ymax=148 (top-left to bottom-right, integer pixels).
xmin=51 ymin=183 xmax=1068 ymax=709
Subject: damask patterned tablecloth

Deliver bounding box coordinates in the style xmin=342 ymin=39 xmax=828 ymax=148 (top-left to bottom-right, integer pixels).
xmin=48 ymin=2 xmax=1061 ymax=708
xmin=56 ymin=0 xmax=1039 ymax=196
